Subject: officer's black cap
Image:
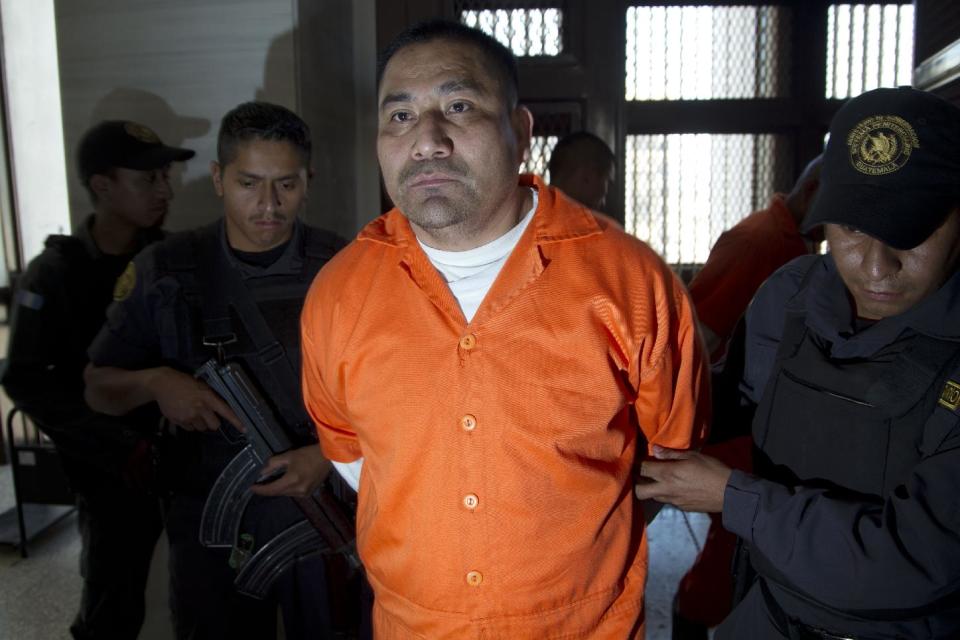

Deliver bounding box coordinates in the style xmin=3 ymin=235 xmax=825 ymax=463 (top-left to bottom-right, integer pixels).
xmin=802 ymin=87 xmax=960 ymax=250
xmin=77 ymin=120 xmax=195 ymax=184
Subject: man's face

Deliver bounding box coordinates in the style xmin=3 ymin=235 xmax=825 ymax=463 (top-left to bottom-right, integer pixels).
xmin=585 ymin=162 xmax=615 ymax=210
xmin=376 ymin=39 xmax=530 ymax=242
xmin=211 ymin=139 xmax=309 ymax=252
xmin=826 ymin=209 xmax=960 ymax=320
xmin=98 ymin=166 xmax=173 ymax=228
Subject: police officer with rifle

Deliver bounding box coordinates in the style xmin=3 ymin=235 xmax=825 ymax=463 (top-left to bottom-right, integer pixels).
xmin=84 ymin=101 xmax=358 ymax=640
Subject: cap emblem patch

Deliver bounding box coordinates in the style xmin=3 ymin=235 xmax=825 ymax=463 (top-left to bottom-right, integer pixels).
xmin=124 ymin=122 xmax=160 ymax=144
xmin=847 ymin=115 xmax=919 ymax=176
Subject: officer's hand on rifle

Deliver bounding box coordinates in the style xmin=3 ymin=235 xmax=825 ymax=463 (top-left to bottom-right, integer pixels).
xmin=152 ymin=368 xmax=243 ymax=433
xmin=249 ymin=444 xmax=331 ymax=498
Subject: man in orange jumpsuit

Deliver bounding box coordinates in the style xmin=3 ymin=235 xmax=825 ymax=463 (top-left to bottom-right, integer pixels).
xmin=301 ymin=19 xmax=710 ymax=639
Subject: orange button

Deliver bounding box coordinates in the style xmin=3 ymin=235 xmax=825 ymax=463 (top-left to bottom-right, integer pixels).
xmin=466 ymin=570 xmax=483 ymax=587
xmin=461 ymin=414 xmax=477 ymax=432
xmin=459 ymin=334 xmax=477 ymax=350
xmin=463 ymin=494 xmax=479 ymax=510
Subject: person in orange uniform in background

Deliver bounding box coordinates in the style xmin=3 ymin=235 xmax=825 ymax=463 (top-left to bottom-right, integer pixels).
xmin=301 ymin=19 xmax=710 ymax=639
xmin=689 ymin=155 xmax=822 ymax=360
xmin=672 ymin=156 xmax=821 ymax=638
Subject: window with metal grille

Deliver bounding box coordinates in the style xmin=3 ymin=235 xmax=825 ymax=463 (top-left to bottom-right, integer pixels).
xmin=523 ymin=135 xmax=559 ymax=179
xmin=459 ymin=4 xmax=563 ymax=57
xmin=826 ymin=3 xmax=914 ymax=99
xmin=522 ymin=106 xmax=577 ymax=179
xmin=626 ymin=5 xmax=789 ymax=100
xmin=625 ymin=134 xmax=791 ymax=264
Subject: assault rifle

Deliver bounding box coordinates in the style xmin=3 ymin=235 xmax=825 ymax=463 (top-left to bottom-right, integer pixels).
xmin=196 ymin=359 xmax=359 ymax=599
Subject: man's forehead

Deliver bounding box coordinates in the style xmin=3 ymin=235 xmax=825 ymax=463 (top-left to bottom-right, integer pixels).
xmin=380 ymin=40 xmax=496 ymax=97
xmin=224 ymin=140 xmax=308 ymax=173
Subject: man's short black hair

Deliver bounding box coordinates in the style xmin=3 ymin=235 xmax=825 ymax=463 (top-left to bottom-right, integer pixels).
xmin=548 ymin=132 xmax=615 ymax=179
xmin=377 ymin=19 xmax=520 ymax=107
xmin=217 ymin=101 xmax=311 ymax=167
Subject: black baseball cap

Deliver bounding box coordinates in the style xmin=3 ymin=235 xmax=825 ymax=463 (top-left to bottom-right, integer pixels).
xmin=77 ymin=120 xmax=195 ymax=183
xmin=802 ymin=87 xmax=960 ymax=250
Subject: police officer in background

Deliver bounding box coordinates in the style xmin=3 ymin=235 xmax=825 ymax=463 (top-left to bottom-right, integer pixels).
xmin=2 ymin=120 xmax=193 ymax=639
xmin=83 ymin=102 xmax=349 ymax=639
xmin=637 ymin=87 xmax=960 ymax=638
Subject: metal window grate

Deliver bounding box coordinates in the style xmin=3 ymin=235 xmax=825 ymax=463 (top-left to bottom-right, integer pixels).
xmin=523 ymin=135 xmax=560 ymax=179
xmin=625 ymin=134 xmax=791 ymax=264
xmin=522 ymin=107 xmax=576 ymax=179
xmin=826 ymin=4 xmax=914 ymax=99
xmin=626 ymin=5 xmax=790 ymax=101
xmin=460 ymin=4 xmax=563 ymax=57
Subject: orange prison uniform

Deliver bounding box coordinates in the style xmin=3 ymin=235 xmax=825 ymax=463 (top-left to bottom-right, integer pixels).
xmin=302 ymin=175 xmax=710 ymax=639
xmin=688 ymin=193 xmax=809 ymax=352
xmin=677 ymin=193 xmax=810 ymax=626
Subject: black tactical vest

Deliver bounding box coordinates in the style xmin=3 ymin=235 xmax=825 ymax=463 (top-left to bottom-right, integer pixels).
xmin=153 ymin=222 xmax=341 ymax=492
xmin=749 ymin=265 xmax=960 ymax=630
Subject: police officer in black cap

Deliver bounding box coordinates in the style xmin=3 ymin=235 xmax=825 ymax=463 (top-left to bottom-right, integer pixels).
xmin=83 ymin=102 xmax=351 ymax=640
xmin=636 ymin=86 xmax=960 ymax=639
xmin=2 ymin=120 xmax=194 ymax=639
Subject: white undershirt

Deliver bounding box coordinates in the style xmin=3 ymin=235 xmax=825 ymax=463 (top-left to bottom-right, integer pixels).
xmin=331 ymin=190 xmax=539 ymax=491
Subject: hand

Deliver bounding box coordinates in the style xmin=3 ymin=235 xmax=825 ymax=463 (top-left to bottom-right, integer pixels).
xmin=634 ymin=445 xmax=733 ymax=513
xmin=149 ymin=368 xmax=242 ymax=432
xmin=249 ymin=444 xmax=331 ymax=498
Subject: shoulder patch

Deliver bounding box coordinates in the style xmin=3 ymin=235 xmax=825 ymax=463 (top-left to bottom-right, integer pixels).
xmin=15 ymin=289 xmax=44 ymax=311
xmin=113 ymin=262 xmax=137 ymax=301
xmin=938 ymin=380 xmax=960 ymax=411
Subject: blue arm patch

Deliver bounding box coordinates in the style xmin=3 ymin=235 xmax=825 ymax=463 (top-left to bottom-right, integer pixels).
xmin=15 ymin=290 xmax=44 ymax=311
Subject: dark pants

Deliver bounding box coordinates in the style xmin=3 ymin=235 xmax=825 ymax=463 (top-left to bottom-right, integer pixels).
xmin=714 ymin=582 xmax=787 ymax=640
xmin=69 ymin=488 xmax=164 ymax=640
xmin=165 ymin=494 xmax=338 ymax=640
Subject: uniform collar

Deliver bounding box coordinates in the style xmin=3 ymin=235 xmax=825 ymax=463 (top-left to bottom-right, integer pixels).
xmin=357 ymin=174 xmax=607 ymax=327
xmin=75 ymin=212 xmax=163 ymax=259
xmin=217 ymin=217 xmax=305 ymax=279
xmin=75 ymin=213 xmax=102 ymax=257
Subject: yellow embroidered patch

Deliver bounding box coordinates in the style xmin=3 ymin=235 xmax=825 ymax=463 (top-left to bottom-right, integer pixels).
xmin=113 ymin=262 xmax=137 ymax=301
xmin=124 ymin=122 xmax=160 ymax=144
xmin=846 ymin=115 xmax=919 ymax=176
xmin=938 ymin=380 xmax=960 ymax=411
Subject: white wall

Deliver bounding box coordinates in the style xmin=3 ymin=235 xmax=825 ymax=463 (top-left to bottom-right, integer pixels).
xmin=1 ymin=0 xmax=71 ymax=266
xmin=55 ymin=0 xmax=298 ymax=232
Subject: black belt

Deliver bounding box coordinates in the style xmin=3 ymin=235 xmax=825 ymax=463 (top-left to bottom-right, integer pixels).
xmin=760 ymin=579 xmax=860 ymax=640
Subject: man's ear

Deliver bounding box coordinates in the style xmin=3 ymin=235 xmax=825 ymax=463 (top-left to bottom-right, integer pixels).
xmin=90 ymin=174 xmax=111 ymax=201
xmin=512 ymin=105 xmax=534 ymax=165
xmin=210 ymin=161 xmax=224 ymax=197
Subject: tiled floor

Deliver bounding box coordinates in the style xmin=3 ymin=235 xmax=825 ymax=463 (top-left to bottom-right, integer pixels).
xmin=0 ymin=465 xmax=173 ymax=640
xmin=0 ymin=463 xmax=712 ymax=640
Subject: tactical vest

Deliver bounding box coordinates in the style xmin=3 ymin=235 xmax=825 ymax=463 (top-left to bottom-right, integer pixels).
xmin=153 ymin=222 xmax=340 ymax=491
xmin=45 ymin=234 xmax=137 ymax=366
xmin=749 ymin=263 xmax=960 ymax=627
